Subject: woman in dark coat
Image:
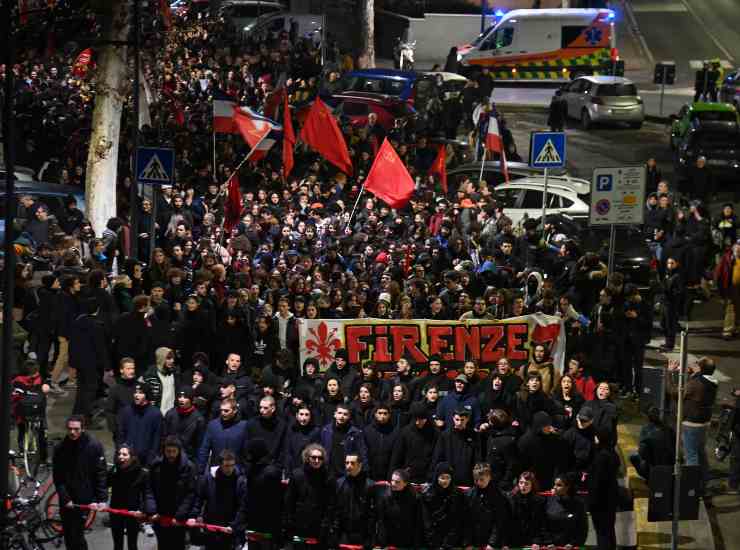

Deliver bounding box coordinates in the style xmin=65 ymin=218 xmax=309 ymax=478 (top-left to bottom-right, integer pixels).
xmin=349 ymin=383 xmax=376 ymax=429
xmin=507 ymin=471 xmax=547 ymax=547
xmin=177 ymin=296 xmax=213 ymax=370
xmin=375 ymin=469 xmax=423 ymax=549
xmin=388 ymin=383 xmax=411 ymax=430
xmin=512 ymin=373 xmax=565 ymax=430
xmin=589 ymin=427 xmax=620 ymax=550
xmin=481 ymin=409 xmax=520 ymax=491
xmin=552 ymin=374 xmax=586 ymax=431
xmin=581 ymin=381 xmax=618 ymax=443
xmin=108 ymin=445 xmax=148 ymax=550
xmin=420 ymin=462 xmax=463 ymax=549
xmin=315 ymin=377 xmax=346 ymax=426
xmin=543 ymin=473 xmax=589 ymax=547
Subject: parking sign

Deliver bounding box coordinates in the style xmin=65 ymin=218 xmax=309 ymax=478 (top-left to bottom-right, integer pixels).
xmin=589 ymin=166 xmax=646 ymax=226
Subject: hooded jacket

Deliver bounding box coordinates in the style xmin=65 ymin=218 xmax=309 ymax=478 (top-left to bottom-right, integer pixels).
xmin=420 ymin=464 xmax=463 ymax=548
xmin=163 ymin=404 xmax=206 ymax=462
xmin=436 ymin=385 xmax=481 ymax=427
xmin=141 ymin=347 xmax=182 ymax=414
xmin=517 ymin=412 xmax=569 ymax=489
xmin=391 ymin=419 xmax=438 ymax=483
xmin=191 ymin=464 xmax=248 ymax=532
xmin=375 ymin=484 xmax=422 ymax=548
xmin=145 ymin=444 xmax=197 ymax=519
xmin=462 ymin=480 xmax=511 ymax=547
xmin=432 ymin=424 xmax=480 ymax=487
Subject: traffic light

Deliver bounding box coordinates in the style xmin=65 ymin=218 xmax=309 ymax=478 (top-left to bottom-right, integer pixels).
xmin=654 ymin=62 xmax=676 ymax=85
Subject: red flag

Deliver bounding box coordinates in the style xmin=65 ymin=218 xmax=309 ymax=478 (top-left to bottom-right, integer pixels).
xmin=19 ymin=0 xmax=28 ymax=25
xmin=233 ymin=106 xmax=281 ymax=162
xmin=282 ymin=93 xmax=295 ymax=177
xmin=224 ymin=173 xmax=242 ymax=232
xmin=299 ymin=98 xmax=353 ymax=175
xmin=363 ymin=138 xmax=415 ymax=209
xmin=159 ymin=0 xmax=172 ymax=29
xmin=429 ymin=144 xmax=447 ymax=193
xmin=263 ymin=87 xmax=285 ymax=121
xmin=72 ymin=48 xmax=93 ymax=77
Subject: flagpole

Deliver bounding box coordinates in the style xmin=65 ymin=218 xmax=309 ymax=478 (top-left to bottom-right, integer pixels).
xmin=212 ymin=130 xmax=217 ymax=183
xmin=478 ymin=148 xmax=486 ymax=184
xmin=345 ymin=182 xmax=366 ymax=232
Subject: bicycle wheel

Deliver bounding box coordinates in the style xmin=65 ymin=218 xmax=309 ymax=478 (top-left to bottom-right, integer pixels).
xmin=22 ymin=421 xmax=41 ymax=478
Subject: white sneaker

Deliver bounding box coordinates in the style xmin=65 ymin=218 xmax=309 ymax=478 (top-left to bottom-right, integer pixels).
xmin=143 ymin=523 xmax=154 ymax=537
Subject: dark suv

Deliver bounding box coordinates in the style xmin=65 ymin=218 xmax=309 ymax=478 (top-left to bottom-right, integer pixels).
xmin=674 ymin=127 xmax=740 ymax=179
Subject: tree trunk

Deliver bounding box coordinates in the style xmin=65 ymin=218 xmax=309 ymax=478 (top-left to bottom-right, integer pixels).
xmin=357 ymin=0 xmax=375 ymax=68
xmin=85 ymin=1 xmax=130 ymax=235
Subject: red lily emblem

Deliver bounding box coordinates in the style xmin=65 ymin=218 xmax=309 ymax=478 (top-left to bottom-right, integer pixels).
xmin=304 ymin=321 xmax=342 ymax=367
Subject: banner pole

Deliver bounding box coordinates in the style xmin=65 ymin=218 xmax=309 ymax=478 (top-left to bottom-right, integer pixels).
xmin=345 ymin=183 xmax=366 ymax=232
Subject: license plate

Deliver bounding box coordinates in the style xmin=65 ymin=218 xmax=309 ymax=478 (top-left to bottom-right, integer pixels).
xmin=707 ymin=159 xmax=727 ymax=165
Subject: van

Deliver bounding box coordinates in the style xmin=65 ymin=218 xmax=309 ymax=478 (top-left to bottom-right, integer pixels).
xmin=219 ymin=0 xmax=285 ymax=34
xmin=245 ymin=11 xmax=324 ymax=43
xmin=457 ymin=8 xmax=616 ymax=81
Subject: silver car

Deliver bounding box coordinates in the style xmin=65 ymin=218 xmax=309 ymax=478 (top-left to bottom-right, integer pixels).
xmin=560 ymin=76 xmax=645 ymax=130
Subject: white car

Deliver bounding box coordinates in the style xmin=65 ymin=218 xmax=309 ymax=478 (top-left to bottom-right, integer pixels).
xmin=488 ymin=179 xmax=589 ymax=226
xmin=448 ymin=161 xmax=591 ymax=194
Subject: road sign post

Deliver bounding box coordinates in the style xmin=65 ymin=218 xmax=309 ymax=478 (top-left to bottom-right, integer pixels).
xmin=590 ymin=166 xmax=647 ymax=274
xmin=529 ymin=132 xmax=566 ymax=226
xmin=136 ymin=147 xmax=175 ymax=263
xmin=654 ymin=61 xmax=676 ymax=117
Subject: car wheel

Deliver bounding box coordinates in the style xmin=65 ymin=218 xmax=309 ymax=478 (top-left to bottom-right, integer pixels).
xmin=630 ymin=122 xmax=643 ymax=129
xmin=581 ymin=109 xmax=591 ymax=130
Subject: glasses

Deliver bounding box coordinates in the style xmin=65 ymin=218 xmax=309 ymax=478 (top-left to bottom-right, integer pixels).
xmin=308 ymin=455 xmax=324 ymax=461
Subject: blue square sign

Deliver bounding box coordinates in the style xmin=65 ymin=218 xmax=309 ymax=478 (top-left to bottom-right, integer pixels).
xmin=529 ymin=132 xmax=566 ymax=169
xmin=596 ymin=174 xmax=613 ymax=191
xmin=136 ymin=147 xmax=175 ymax=186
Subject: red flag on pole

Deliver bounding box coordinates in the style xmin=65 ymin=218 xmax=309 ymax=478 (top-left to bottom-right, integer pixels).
xmin=429 ymin=144 xmax=447 ymax=193
xmin=224 ymin=173 xmax=242 ymax=233
xmin=233 ymin=106 xmax=282 ymax=162
xmin=72 ymin=48 xmax=93 ymax=77
xmin=363 ymin=138 xmax=415 ymax=209
xmin=485 ymin=114 xmax=509 ymax=182
xmin=282 ymin=93 xmax=295 ymax=177
xmin=299 ymin=98 xmax=353 ymax=175
xmin=159 ymin=0 xmax=172 ymax=29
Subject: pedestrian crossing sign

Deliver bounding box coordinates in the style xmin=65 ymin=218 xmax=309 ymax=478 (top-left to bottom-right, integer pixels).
xmin=136 ymin=147 xmax=175 ymax=186
xmin=529 ymin=132 xmax=566 ymax=169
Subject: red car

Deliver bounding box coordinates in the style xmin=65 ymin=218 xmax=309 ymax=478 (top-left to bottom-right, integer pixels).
xmin=332 ymin=92 xmax=417 ymax=131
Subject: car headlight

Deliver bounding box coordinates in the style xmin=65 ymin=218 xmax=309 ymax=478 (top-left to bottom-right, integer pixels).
xmin=457 ymin=53 xmax=462 ymax=62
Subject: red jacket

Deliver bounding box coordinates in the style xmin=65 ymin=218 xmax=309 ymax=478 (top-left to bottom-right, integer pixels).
xmin=573 ymin=374 xmax=597 ymax=401
xmin=714 ymin=249 xmax=738 ymax=298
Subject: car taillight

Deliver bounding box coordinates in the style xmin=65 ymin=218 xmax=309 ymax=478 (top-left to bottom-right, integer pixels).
xmin=591 ymin=97 xmax=604 ymax=105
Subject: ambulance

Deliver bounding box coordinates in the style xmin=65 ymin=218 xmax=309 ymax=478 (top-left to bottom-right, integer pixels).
xmin=456 ymin=8 xmax=617 ymax=80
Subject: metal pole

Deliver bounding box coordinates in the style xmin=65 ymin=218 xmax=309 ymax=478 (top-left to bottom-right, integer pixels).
xmin=541 ymin=167 xmax=549 ymax=225
xmin=672 ymin=330 xmax=689 ymax=550
xmin=659 ymin=66 xmax=666 ymax=117
xmin=611 ymin=21 xmax=617 ymax=76
xmin=129 ymin=0 xmax=141 ymax=259
xmin=480 ymin=0 xmax=486 ymax=34
xmin=607 ymin=223 xmax=616 ymax=275
xmin=212 ymin=131 xmax=217 ymax=183
xmin=345 ymin=183 xmax=366 ymax=232
xmin=1 ymin=0 xmax=18 ymax=514
xmin=149 ymin=186 xmax=158 ymax=265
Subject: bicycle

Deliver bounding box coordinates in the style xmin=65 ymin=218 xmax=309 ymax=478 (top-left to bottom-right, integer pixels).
xmin=13 ymin=388 xmax=47 ymax=478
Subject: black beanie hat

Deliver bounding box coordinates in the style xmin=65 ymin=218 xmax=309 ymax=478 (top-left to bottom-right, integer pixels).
xmin=410 ymin=401 xmax=429 ymax=420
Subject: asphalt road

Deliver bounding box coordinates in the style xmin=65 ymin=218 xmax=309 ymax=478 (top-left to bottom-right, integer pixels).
xmin=627 ymin=0 xmax=740 ymax=83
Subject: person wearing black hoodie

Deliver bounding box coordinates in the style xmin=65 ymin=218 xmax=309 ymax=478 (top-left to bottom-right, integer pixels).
xmin=391 ymin=402 xmax=438 ymax=483
xmin=244 ymin=395 xmax=288 ymax=468
xmin=507 ymin=471 xmax=547 ymax=547
xmin=284 ymin=405 xmax=321 ymax=471
xmin=163 ymin=387 xmax=206 ymax=462
xmin=588 ymin=426 xmax=620 ymax=550
xmin=512 ymin=372 xmax=565 ymax=430
xmin=420 ymin=462 xmax=463 ymax=549
xmin=561 ymin=407 xmax=597 ymax=475
xmin=432 ymin=408 xmax=480 ymax=487
xmin=381 ymin=356 xmax=416 ymax=401
xmin=349 ymin=383 xmax=377 ymax=428
xmin=244 ymin=438 xmax=285 ymax=547
xmin=363 ymin=404 xmax=399 ymax=481
xmin=294 ymin=358 xmax=324 ymax=404
xmin=478 ymin=373 xmax=514 ymax=420
xmin=107 ymin=445 xmax=148 ymax=550
xmin=462 ymin=463 xmax=511 ymax=549
xmin=145 ymin=436 xmax=197 ymax=550
xmin=480 ymin=409 xmax=520 ymax=491
xmin=284 ymin=443 xmax=335 ymax=549
xmin=409 ymin=355 xmax=451 ymax=400
xmin=375 ymin=469 xmax=423 ymax=548
xmin=517 ymin=411 xmax=569 ymax=491
xmin=324 ymin=349 xmax=359 ymax=398
xmin=543 ymin=473 xmax=589 ymax=548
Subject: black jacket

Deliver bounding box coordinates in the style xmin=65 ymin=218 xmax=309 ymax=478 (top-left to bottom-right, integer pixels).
xmin=420 ymin=482 xmax=463 ymax=548
xmin=108 ymin=462 xmax=148 ymax=511
xmin=192 ymin=466 xmax=248 ymax=531
xmin=52 ymin=433 xmax=107 ymax=506
xmin=363 ymin=420 xmax=399 ymax=481
xmin=69 ymin=313 xmax=110 ymax=373
xmin=163 ymin=406 xmax=206 ymax=462
xmin=543 ymin=494 xmax=589 ymax=546
xmin=113 ymin=310 xmax=153 ymax=367
xmin=284 ymin=463 xmax=335 ymax=540
xmin=145 ymin=451 xmax=197 ymax=519
xmin=245 ymin=461 xmax=285 ymax=537
xmin=375 ymin=485 xmax=422 ymax=548
xmin=391 ymin=422 xmax=438 ymax=483
xmin=432 ymin=427 xmax=480 ymax=487
xmin=283 ymin=422 xmax=320 ymax=471
xmin=462 ymin=482 xmax=511 ymax=547
xmin=484 ymin=425 xmax=521 ymax=490
xmin=561 ymin=424 xmax=596 ymax=473
xmin=331 ymin=472 xmax=377 ymax=545
xmin=517 ymin=429 xmax=569 ymax=490
xmin=244 ymin=415 xmax=288 ymax=468
xmin=508 ymin=491 xmax=547 ymax=546
xmin=116 ymin=403 xmax=163 ymax=467
xmin=105 ymin=376 xmax=137 ymax=435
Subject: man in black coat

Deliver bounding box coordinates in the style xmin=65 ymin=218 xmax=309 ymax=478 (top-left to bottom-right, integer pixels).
xmin=163 ymin=387 xmax=207 ymax=462
xmin=561 ymin=408 xmax=597 ymax=474
xmin=244 ymin=438 xmax=285 ymax=545
xmin=331 ymin=453 xmax=377 ymax=549
xmin=462 ymin=463 xmax=511 ymax=549
xmin=113 ymin=295 xmax=153 ymax=377
xmin=391 ymin=402 xmax=438 ymax=483
xmin=52 ymin=415 xmax=108 ymax=550
xmin=517 ymin=411 xmax=570 ymax=490
xmin=284 ymin=404 xmax=321 ymax=471
xmin=432 ymin=408 xmax=480 ymax=487
xmin=51 ymin=275 xmax=80 ymax=388
xmin=283 ymin=443 xmax=335 ymax=547
xmin=244 ymin=395 xmax=288 ymax=468
xmin=105 ymin=357 xmax=139 ymax=435
xmin=363 ymin=404 xmax=399 ymax=481
xmin=69 ymin=297 xmax=110 ymax=423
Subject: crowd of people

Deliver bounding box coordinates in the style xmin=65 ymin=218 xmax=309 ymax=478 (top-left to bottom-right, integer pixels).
xmin=2 ymin=2 xmax=739 ymax=550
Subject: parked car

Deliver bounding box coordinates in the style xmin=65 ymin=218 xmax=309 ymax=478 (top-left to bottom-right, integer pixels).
xmin=673 ymin=127 xmax=740 ymax=179
xmin=719 ymin=69 xmax=740 ymax=109
xmin=219 ymin=0 xmax=285 ymax=33
xmin=448 ymin=161 xmax=590 ymax=194
xmin=0 ymin=181 xmax=86 ymax=245
xmin=669 ymin=102 xmax=739 ymax=149
xmin=332 ymin=93 xmax=417 ymax=131
xmin=486 ymin=180 xmax=589 ymax=226
xmin=559 ymin=75 xmax=644 ymax=129
xmin=244 ymin=11 xmax=323 ymax=43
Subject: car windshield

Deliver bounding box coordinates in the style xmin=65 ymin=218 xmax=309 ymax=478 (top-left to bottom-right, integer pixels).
xmin=338 ymin=76 xmax=407 ymax=96
xmin=693 ymin=110 xmax=737 ymax=122
xmin=472 ymin=25 xmax=495 ymax=46
xmin=597 ymin=83 xmax=637 ymax=96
